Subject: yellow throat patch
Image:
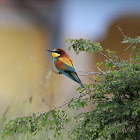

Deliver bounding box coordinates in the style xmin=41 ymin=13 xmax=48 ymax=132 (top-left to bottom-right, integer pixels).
xmin=52 ymin=52 xmax=60 ymax=58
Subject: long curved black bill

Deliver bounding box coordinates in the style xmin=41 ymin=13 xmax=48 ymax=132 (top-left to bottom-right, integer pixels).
xmin=47 ymin=50 xmax=53 ymax=52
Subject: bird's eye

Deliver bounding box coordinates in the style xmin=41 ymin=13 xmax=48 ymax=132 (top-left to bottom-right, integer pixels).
xmin=54 ymin=51 xmax=57 ymax=53
xmin=54 ymin=50 xmax=61 ymax=54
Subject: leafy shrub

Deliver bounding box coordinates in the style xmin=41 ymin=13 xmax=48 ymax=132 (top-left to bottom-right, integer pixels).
xmin=2 ymin=36 xmax=140 ymax=140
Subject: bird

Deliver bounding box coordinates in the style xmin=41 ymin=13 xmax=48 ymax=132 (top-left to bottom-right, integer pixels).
xmin=47 ymin=48 xmax=85 ymax=88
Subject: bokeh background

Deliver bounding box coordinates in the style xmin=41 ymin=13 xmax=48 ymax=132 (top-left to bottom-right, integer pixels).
xmin=0 ymin=0 xmax=140 ymax=138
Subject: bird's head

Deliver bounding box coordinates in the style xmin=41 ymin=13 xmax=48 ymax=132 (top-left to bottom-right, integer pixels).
xmin=47 ymin=48 xmax=66 ymax=58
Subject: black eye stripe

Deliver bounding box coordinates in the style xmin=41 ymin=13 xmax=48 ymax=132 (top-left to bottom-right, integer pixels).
xmin=53 ymin=50 xmax=61 ymax=54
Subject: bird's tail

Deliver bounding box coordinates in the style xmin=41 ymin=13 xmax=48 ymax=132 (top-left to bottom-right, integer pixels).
xmin=70 ymin=72 xmax=86 ymax=89
xmin=63 ymin=71 xmax=86 ymax=89
xmin=79 ymin=81 xmax=86 ymax=89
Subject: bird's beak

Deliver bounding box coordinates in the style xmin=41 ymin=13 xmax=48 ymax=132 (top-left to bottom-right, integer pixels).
xmin=46 ymin=49 xmax=53 ymax=52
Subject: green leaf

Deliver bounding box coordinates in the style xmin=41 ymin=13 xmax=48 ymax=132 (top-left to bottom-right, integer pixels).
xmin=65 ymin=39 xmax=69 ymax=42
xmin=105 ymin=62 xmax=114 ymax=69
xmin=132 ymin=46 xmax=136 ymax=52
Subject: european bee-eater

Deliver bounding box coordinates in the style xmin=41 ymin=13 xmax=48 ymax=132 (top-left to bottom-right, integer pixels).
xmin=47 ymin=48 xmax=85 ymax=88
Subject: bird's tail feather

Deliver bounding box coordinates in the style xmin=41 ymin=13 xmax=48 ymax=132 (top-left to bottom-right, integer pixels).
xmin=59 ymin=69 xmax=86 ymax=88
xmin=79 ymin=81 xmax=86 ymax=88
xmin=68 ymin=72 xmax=86 ymax=88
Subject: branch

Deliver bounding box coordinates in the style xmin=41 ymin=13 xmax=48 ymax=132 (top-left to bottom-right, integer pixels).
xmin=32 ymin=89 xmax=93 ymax=120
xmin=45 ymin=69 xmax=60 ymax=74
xmin=95 ymin=65 xmax=106 ymax=74
xmin=125 ymin=36 xmax=140 ymax=51
xmin=45 ymin=90 xmax=92 ymax=111
xmin=46 ymin=69 xmax=102 ymax=76
xmin=117 ymin=25 xmax=125 ymax=37
xmin=117 ymin=25 xmax=140 ymax=51
xmin=98 ymin=51 xmax=120 ymax=69
xmin=45 ymin=68 xmax=105 ymax=82
xmin=5 ymin=89 xmax=94 ymax=132
xmin=78 ymin=71 xmax=102 ymax=76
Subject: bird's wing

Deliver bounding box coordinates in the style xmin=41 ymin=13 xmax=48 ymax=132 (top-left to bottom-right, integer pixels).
xmin=56 ymin=57 xmax=79 ymax=82
xmin=54 ymin=57 xmax=75 ymax=73
xmin=58 ymin=57 xmax=74 ymax=68
xmin=54 ymin=58 xmax=85 ymax=88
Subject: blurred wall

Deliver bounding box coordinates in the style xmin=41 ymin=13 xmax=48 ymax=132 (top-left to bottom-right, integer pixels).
xmin=0 ymin=6 xmax=55 ymax=120
xmin=96 ymin=16 xmax=140 ymax=70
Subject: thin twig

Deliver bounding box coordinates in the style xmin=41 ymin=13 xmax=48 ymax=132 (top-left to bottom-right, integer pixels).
xmin=45 ymin=69 xmax=59 ymax=74
xmin=45 ymin=68 xmax=104 ymax=82
xmin=79 ymin=75 xmax=95 ymax=82
xmin=78 ymin=71 xmax=102 ymax=76
xmin=125 ymin=43 xmax=134 ymax=51
xmin=98 ymin=51 xmax=120 ymax=69
xmin=42 ymin=99 xmax=51 ymax=108
xmin=125 ymin=36 xmax=140 ymax=51
xmin=117 ymin=25 xmax=133 ymax=51
xmin=95 ymin=65 xmax=105 ymax=74
xmin=46 ymin=69 xmax=102 ymax=76
xmin=32 ymin=90 xmax=93 ymax=119
xmin=117 ymin=25 xmax=125 ymax=37
xmin=6 ymin=90 xmax=92 ymax=123
xmin=112 ymin=54 xmax=124 ymax=62
xmin=46 ymin=69 xmax=102 ymax=82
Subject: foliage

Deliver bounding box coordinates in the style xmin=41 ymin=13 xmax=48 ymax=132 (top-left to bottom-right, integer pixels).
xmin=2 ymin=109 xmax=69 ymax=139
xmin=66 ymin=38 xmax=103 ymax=54
xmin=2 ymin=37 xmax=140 ymax=140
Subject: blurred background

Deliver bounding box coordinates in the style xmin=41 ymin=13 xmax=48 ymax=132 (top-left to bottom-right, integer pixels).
xmin=0 ymin=0 xmax=140 ymax=134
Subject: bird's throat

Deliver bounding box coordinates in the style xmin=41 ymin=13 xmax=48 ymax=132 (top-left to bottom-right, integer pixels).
xmin=52 ymin=52 xmax=60 ymax=58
